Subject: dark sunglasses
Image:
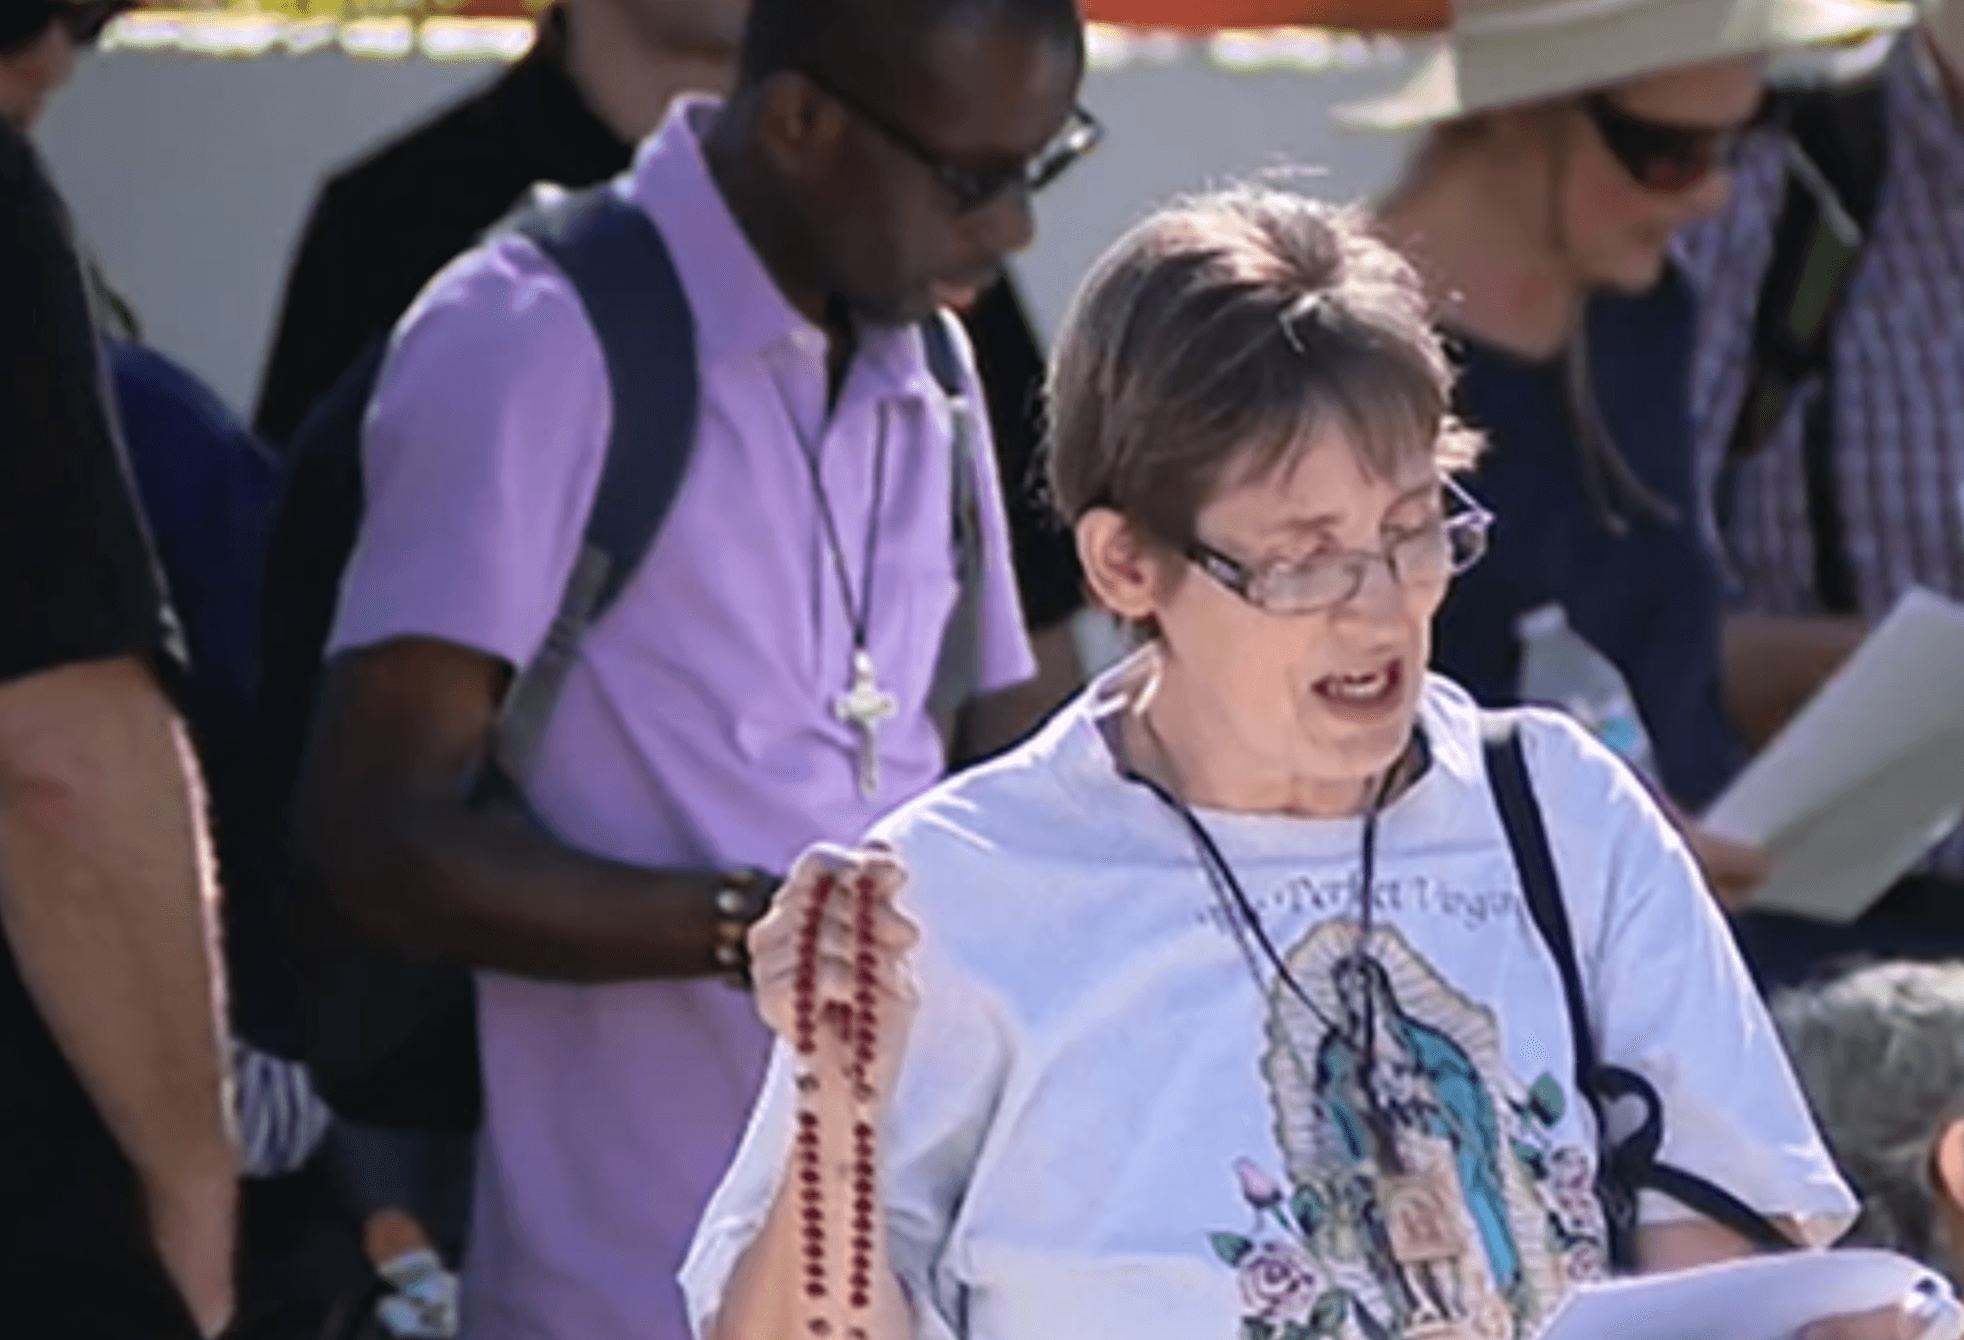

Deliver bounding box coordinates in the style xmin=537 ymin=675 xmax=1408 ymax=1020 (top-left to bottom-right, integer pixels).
xmin=1582 ymin=93 xmax=1756 ymax=194
xmin=801 ymin=70 xmax=1104 ymax=214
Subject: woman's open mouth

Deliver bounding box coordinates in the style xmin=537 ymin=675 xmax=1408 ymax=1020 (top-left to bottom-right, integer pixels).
xmin=1311 ymin=658 xmax=1406 ymax=718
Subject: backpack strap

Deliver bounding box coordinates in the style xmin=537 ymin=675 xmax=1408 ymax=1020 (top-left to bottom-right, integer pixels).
xmin=1717 ymin=77 xmax=1889 ymax=614
xmin=920 ymin=309 xmax=985 ymax=747
xmin=1482 ymin=716 xmax=1602 ymax=1119
xmin=1480 ymin=714 xmax=1799 ymax=1266
xmin=488 ymin=185 xmax=700 ymax=786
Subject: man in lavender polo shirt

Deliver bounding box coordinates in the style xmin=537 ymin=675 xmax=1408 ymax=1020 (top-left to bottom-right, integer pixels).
xmin=294 ymin=0 xmax=1090 ymax=1335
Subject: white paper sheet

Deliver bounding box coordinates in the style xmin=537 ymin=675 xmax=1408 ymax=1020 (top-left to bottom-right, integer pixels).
xmin=1703 ymin=588 xmax=1964 ymax=923
xmin=1536 ymin=1249 xmax=1944 ymax=1340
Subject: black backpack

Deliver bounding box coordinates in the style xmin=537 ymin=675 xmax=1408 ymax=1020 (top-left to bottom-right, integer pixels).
xmin=257 ymin=184 xmax=985 ymax=1132
xmin=1483 ymin=716 xmax=1797 ymax=1267
xmin=1714 ymin=73 xmax=1890 ymax=614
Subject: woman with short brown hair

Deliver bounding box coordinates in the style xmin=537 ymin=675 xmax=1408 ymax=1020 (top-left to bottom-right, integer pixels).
xmin=678 ymin=183 xmax=1893 ymax=1340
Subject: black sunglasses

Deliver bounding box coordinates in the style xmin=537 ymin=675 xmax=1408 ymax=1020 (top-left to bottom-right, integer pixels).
xmin=800 ymin=70 xmax=1104 ymax=214
xmin=1582 ymin=93 xmax=1756 ymax=194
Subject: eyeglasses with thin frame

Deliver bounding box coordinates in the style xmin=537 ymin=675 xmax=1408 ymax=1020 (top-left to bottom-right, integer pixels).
xmin=800 ymin=69 xmax=1105 ymax=214
xmin=1582 ymin=92 xmax=1757 ymax=194
xmin=1185 ymin=478 xmax=1494 ymax=617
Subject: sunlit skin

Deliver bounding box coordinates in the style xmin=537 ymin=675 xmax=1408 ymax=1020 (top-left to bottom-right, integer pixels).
xmin=705 ymin=6 xmax=1081 ymax=337
xmin=1550 ymin=57 xmax=1763 ymax=292
xmin=800 ymin=12 xmax=1078 ymax=326
xmin=1380 ymin=56 xmax=1766 ymax=359
xmin=1374 ymin=54 xmax=1772 ymax=898
xmin=1080 ymin=429 xmax=1450 ymax=818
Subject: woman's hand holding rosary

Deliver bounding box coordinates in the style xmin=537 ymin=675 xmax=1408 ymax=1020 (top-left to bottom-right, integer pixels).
xmin=742 ymin=844 xmax=922 ymax=1340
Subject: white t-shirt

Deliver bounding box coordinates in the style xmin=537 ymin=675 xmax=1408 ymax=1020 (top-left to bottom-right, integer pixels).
xmin=683 ymin=661 xmax=1853 ymax=1340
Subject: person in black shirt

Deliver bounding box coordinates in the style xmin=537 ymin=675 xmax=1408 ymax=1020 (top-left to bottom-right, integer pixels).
xmin=0 ymin=2 xmax=237 ymax=1335
xmin=254 ymin=0 xmax=1086 ymax=694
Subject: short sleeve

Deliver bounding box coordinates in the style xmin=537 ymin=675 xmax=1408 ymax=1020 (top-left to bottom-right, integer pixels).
xmin=940 ymin=317 xmax=1038 ymax=697
xmin=961 ymin=280 xmax=1083 ymax=633
xmin=0 ymin=125 xmax=171 ymax=684
xmin=681 ymin=875 xmax=1013 ymax=1339
xmin=326 ymin=237 xmax=611 ymax=668
xmin=1530 ymin=717 xmax=1856 ymax=1245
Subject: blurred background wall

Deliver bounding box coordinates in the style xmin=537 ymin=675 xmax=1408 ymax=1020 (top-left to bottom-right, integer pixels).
xmin=32 ymin=34 xmax=1417 ymax=414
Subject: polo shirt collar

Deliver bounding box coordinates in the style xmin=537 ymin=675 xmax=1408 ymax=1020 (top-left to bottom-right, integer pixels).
xmin=630 ymin=96 xmax=946 ymax=404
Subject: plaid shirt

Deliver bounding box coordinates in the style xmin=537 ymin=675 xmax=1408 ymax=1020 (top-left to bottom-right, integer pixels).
xmin=1682 ymin=33 xmax=1964 ymax=875
xmin=1684 ymin=35 xmax=1964 ymax=615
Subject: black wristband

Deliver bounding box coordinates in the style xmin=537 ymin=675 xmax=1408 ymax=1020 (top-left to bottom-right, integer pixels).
xmin=712 ymin=867 xmax=778 ymax=988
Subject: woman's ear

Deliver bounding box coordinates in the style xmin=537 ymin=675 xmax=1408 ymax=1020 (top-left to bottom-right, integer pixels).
xmin=1933 ymin=1118 xmax=1964 ymax=1218
xmin=1076 ymin=508 xmax=1170 ymax=626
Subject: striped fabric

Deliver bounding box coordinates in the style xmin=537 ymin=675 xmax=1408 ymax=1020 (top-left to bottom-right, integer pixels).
xmin=1685 ymin=34 xmax=1964 ymax=615
xmin=234 ymin=1042 xmax=333 ymax=1178
xmin=1682 ymin=31 xmax=1964 ymax=871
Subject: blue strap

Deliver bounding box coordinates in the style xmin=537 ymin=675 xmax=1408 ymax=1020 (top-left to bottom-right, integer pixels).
xmin=515 ymin=185 xmax=699 ymax=618
xmin=490 ymin=185 xmax=699 ymax=785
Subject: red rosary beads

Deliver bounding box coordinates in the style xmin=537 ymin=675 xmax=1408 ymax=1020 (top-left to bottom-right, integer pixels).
xmin=794 ymin=872 xmax=883 ymax=1339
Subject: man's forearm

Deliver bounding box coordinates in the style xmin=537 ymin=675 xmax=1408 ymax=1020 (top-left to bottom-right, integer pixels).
xmin=955 ymin=619 xmax=1086 ymax=764
xmin=298 ymin=640 xmax=766 ymax=985
xmin=1636 ymin=1218 xmax=1756 ymax=1273
xmin=311 ymin=790 xmax=745 ymax=984
xmin=1720 ymin=611 xmax=1868 ymax=751
xmin=0 ymin=658 xmax=236 ymax=1210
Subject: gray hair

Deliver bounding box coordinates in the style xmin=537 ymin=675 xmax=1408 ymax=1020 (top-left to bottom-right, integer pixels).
xmin=1772 ymin=961 xmax=1964 ymax=1273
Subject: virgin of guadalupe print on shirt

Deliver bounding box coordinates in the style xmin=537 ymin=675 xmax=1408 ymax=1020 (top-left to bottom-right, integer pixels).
xmin=1210 ymin=923 xmax=1608 ymax=1340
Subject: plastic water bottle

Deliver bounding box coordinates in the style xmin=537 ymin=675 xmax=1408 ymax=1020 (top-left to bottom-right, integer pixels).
xmin=1515 ymin=603 xmax=1658 ymax=779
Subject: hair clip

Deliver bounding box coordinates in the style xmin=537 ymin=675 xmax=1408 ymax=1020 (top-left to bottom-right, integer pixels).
xmin=1279 ymin=309 xmax=1310 ymax=357
xmin=1278 ymin=292 xmax=1334 ymax=357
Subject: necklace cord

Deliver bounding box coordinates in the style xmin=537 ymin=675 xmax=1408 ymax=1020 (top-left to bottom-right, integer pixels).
xmin=1127 ymin=767 xmax=1345 ymax=1037
xmin=1126 ymin=718 xmax=1413 ymax=1033
xmin=1354 ymin=762 xmax=1402 ymax=1160
xmin=774 ymin=356 xmax=890 ymax=652
xmin=1126 ymin=715 xmax=1414 ymax=1159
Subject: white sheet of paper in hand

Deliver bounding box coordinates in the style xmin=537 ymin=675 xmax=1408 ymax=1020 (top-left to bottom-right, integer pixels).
xmin=1703 ymin=587 xmax=1964 ymax=923
xmin=1534 ymin=1249 xmax=1940 ymax=1340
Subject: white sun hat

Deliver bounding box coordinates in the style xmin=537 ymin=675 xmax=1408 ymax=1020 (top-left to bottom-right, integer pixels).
xmin=1340 ymin=0 xmax=1914 ymax=131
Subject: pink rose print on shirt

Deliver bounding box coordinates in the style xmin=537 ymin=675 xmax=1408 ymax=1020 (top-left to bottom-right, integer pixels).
xmin=1239 ymin=1241 xmax=1321 ymax=1326
xmin=1211 ymin=1159 xmax=1369 ymax=1340
xmin=1237 ymin=1157 xmax=1286 ymax=1211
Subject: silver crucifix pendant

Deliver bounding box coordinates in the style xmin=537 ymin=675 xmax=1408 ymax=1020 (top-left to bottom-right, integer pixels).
xmin=833 ymin=647 xmax=898 ymax=799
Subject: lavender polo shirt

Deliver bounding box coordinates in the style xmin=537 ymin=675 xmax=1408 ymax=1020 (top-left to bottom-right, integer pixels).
xmin=329 ymin=97 xmax=1036 ymax=1340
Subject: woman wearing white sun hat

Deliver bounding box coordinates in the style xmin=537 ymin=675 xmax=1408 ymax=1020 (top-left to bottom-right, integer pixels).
xmin=1346 ymin=0 xmax=1908 ymax=911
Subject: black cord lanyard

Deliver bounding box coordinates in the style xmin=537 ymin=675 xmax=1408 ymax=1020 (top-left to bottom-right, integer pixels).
xmin=1125 ymin=722 xmax=1412 ymax=1155
xmin=771 ymin=342 xmax=890 ymax=654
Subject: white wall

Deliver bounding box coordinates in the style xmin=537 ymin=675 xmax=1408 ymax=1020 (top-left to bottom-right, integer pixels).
xmin=34 ymin=41 xmax=1414 ymax=415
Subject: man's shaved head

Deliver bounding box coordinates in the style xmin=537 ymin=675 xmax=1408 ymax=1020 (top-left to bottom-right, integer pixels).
xmin=738 ymin=0 xmax=1079 ymax=91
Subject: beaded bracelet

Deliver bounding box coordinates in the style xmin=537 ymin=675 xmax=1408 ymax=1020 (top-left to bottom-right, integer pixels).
xmin=712 ymin=867 xmax=779 ymax=988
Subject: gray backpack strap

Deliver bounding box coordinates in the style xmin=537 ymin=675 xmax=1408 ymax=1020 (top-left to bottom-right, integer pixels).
xmin=921 ymin=309 xmax=985 ymax=746
xmin=488 ymin=185 xmax=700 ymax=787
